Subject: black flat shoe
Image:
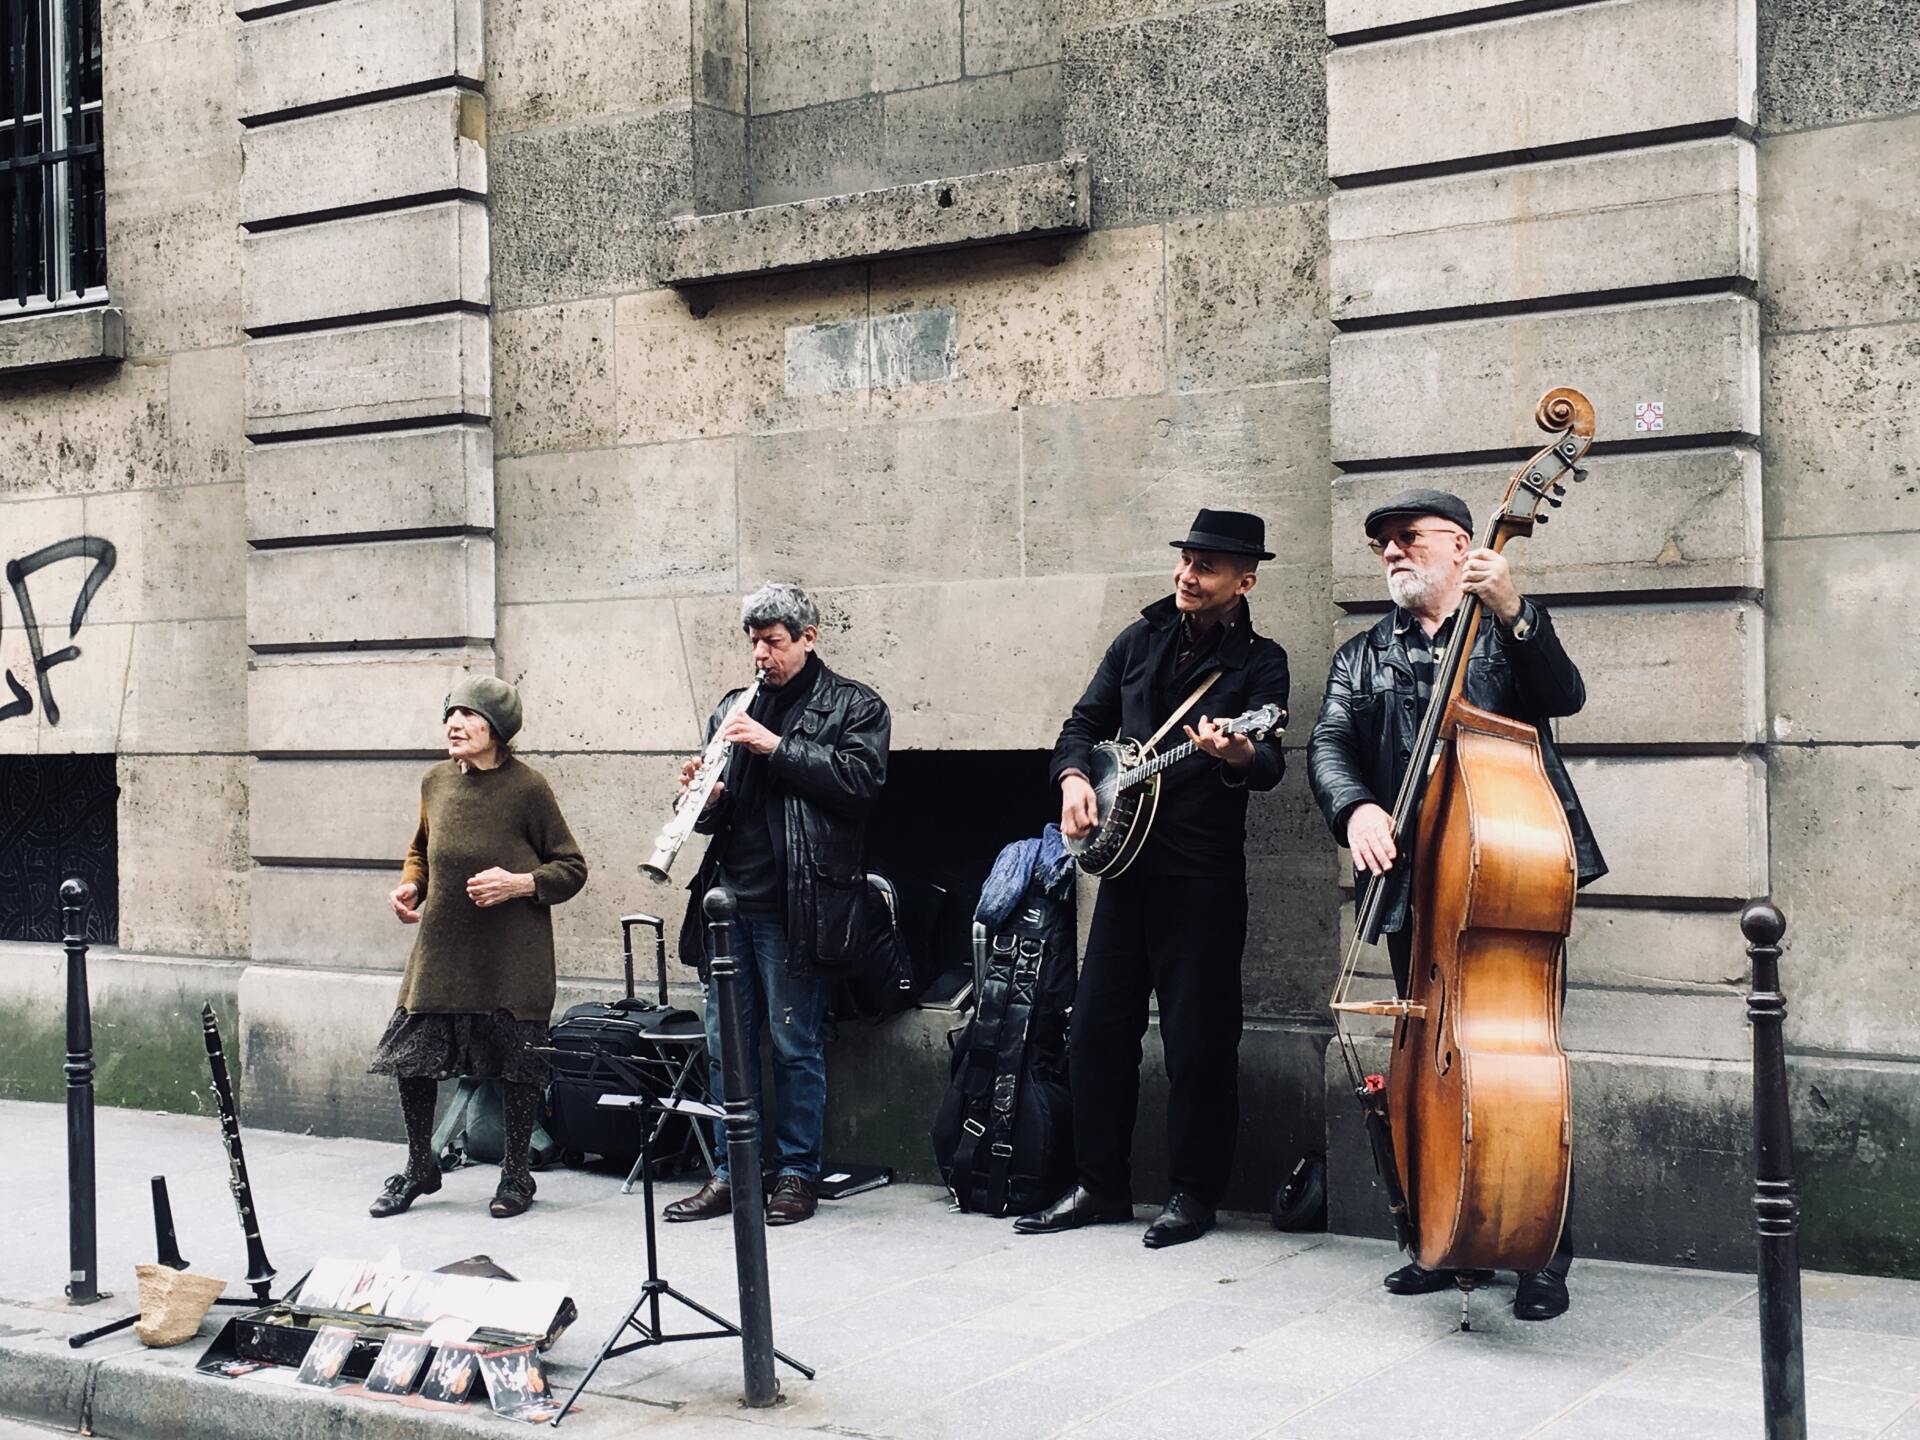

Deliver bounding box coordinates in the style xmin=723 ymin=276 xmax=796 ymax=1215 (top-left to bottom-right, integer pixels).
xmin=1513 ymin=1270 xmax=1570 ymax=1320
xmin=1382 ymin=1261 xmax=1494 ymax=1295
xmin=369 ymin=1171 xmax=441 ymax=1218
xmin=489 ymin=1174 xmax=536 ymax=1219
xmin=1143 ymin=1191 xmax=1216 ymax=1249
xmin=1012 ymin=1185 xmax=1133 ymax=1234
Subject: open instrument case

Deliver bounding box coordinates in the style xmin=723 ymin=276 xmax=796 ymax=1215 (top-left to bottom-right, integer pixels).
xmin=195 ymin=1258 xmax=577 ymax=1381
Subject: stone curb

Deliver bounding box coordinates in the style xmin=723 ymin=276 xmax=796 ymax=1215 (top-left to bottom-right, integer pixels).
xmin=0 ymin=1300 xmax=660 ymax=1440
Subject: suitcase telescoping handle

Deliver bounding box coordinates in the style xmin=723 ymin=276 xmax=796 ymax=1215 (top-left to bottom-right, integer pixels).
xmin=621 ymin=913 xmax=668 ymax=1004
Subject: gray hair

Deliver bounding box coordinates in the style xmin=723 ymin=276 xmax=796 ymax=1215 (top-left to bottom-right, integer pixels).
xmin=740 ymin=582 xmax=820 ymax=639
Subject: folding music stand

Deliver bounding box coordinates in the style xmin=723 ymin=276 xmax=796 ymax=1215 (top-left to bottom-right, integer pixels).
xmin=611 ymin=912 xmax=715 ymax=1189
xmin=613 ymin=1016 xmax=715 ymax=1193
xmin=552 ymin=1093 xmax=813 ymax=1426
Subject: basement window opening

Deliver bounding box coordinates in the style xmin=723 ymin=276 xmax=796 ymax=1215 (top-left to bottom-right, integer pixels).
xmin=0 ymin=753 xmax=118 ymax=944
xmin=864 ymin=750 xmax=1058 ymax=1005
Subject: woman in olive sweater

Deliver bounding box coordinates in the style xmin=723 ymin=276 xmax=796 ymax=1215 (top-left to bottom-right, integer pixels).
xmin=367 ymin=676 xmax=588 ymax=1219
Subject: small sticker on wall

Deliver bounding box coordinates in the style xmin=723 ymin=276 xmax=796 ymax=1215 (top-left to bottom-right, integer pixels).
xmin=1634 ymin=401 xmax=1665 ymax=432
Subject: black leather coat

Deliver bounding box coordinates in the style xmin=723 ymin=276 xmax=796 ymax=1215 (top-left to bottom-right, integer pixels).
xmin=677 ymin=663 xmax=891 ymax=978
xmin=1307 ymin=601 xmax=1606 ymax=936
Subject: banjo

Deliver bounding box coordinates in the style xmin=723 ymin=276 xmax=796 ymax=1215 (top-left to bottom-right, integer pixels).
xmin=1065 ymin=701 xmax=1286 ymax=878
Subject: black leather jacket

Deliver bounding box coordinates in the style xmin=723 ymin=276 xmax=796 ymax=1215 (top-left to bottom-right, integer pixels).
xmin=1307 ymin=600 xmax=1607 ymax=936
xmin=677 ymin=663 xmax=891 ymax=978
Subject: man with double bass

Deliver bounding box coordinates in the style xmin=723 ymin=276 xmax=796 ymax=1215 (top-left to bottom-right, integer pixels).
xmin=1016 ymin=509 xmax=1290 ymax=1249
xmin=1307 ymin=488 xmax=1606 ymax=1320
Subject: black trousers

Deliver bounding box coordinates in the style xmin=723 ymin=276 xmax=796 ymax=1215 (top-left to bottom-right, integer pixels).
xmin=1385 ymin=926 xmax=1574 ymax=1279
xmin=1070 ymin=870 xmax=1247 ymax=1206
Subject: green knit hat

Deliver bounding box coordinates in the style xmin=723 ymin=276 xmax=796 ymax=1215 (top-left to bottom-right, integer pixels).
xmin=443 ymin=675 xmax=523 ymax=743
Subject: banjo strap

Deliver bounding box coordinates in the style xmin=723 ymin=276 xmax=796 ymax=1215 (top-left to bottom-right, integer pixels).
xmin=1143 ymin=669 xmax=1223 ymax=752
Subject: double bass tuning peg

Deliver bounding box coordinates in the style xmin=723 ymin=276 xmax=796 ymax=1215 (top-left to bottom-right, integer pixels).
xmin=1571 ymin=468 xmax=1590 ymax=484
xmin=1535 ymin=512 xmax=1550 ymax=524
xmin=1544 ymin=493 xmax=1563 ymax=508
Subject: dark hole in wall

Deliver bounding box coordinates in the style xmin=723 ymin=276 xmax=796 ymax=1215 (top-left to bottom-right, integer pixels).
xmin=0 ymin=754 xmax=119 ymax=944
xmin=864 ymin=750 xmax=1057 ymax=989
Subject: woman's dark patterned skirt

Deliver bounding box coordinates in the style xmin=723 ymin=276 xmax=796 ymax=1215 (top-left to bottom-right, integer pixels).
xmin=367 ymin=1008 xmax=551 ymax=1085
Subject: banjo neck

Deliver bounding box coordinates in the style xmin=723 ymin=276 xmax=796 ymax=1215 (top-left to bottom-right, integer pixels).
xmin=1115 ymin=736 xmax=1202 ymax=791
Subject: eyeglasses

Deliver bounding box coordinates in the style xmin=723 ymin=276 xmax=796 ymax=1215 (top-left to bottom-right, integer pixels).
xmin=1367 ymin=526 xmax=1460 ymax=557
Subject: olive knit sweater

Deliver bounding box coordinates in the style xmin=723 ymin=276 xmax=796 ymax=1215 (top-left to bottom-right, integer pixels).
xmin=395 ymin=756 xmax=588 ymax=1022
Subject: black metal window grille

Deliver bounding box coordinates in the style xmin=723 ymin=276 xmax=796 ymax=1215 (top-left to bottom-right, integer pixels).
xmin=1 ymin=0 xmax=103 ymax=311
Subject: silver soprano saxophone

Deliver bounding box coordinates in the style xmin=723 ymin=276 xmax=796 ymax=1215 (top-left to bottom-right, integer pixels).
xmin=642 ymin=670 xmax=764 ymax=880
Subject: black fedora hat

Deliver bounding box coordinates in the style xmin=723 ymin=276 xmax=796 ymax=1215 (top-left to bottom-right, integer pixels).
xmin=1168 ymin=508 xmax=1274 ymax=561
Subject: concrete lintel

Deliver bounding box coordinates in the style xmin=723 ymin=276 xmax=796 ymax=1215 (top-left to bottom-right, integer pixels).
xmin=654 ymin=157 xmax=1091 ymax=287
xmin=0 ymin=306 xmax=125 ymax=374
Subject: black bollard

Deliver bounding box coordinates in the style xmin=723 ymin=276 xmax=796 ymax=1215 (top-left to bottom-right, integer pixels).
xmin=704 ymin=886 xmax=779 ymax=1408
xmin=1743 ymin=901 xmax=1806 ymax=1440
xmin=61 ymin=877 xmax=103 ymax=1305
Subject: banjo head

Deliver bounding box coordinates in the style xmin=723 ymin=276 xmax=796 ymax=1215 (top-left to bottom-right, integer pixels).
xmin=1063 ymin=740 xmax=1148 ymax=864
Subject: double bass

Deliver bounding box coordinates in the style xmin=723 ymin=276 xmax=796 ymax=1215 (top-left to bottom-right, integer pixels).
xmin=1329 ymin=388 xmax=1595 ymax=1297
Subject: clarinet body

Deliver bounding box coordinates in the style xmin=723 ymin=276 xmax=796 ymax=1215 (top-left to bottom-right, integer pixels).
xmin=201 ymin=1003 xmax=277 ymax=1301
xmin=642 ymin=671 xmax=764 ymax=881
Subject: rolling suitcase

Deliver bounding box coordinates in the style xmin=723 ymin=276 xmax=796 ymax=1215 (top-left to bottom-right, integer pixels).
xmin=545 ymin=913 xmax=713 ymax=1180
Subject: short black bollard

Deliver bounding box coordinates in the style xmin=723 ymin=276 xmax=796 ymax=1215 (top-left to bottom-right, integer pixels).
xmin=705 ymin=886 xmax=779 ymax=1408
xmin=61 ymin=877 xmax=104 ymax=1305
xmin=1744 ymin=901 xmax=1806 ymax=1440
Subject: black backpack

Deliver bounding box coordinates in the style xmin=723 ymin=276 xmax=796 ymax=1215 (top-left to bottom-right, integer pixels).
xmin=834 ymin=873 xmax=946 ymax=1021
xmin=931 ymin=873 xmax=1076 ymax=1216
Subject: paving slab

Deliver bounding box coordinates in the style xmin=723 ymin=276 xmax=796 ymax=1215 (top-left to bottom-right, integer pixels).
xmin=0 ymin=1100 xmax=1915 ymax=1439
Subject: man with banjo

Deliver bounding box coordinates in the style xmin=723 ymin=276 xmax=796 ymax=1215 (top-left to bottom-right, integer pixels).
xmin=1016 ymin=509 xmax=1290 ymax=1249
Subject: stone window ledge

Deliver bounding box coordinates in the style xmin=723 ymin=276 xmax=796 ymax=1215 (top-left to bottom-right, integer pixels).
xmin=656 ymin=158 xmax=1090 ymax=288
xmin=0 ymin=305 xmax=125 ymax=375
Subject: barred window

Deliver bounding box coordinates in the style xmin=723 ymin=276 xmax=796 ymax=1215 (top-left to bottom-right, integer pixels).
xmin=2 ymin=0 xmax=103 ymax=312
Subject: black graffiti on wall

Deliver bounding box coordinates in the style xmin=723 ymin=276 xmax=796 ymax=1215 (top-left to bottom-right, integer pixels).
xmin=0 ymin=537 xmax=117 ymax=727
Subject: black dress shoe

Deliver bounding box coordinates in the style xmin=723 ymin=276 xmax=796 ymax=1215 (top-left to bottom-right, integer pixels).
xmin=1012 ymin=1185 xmax=1133 ymax=1234
xmin=1382 ymin=1261 xmax=1494 ymax=1295
xmin=1513 ymin=1270 xmax=1570 ymax=1320
xmin=1142 ymin=1191 xmax=1216 ymax=1249
xmin=664 ymin=1177 xmax=733 ymax=1222
xmin=368 ymin=1171 xmax=441 ymax=1218
xmin=489 ymin=1174 xmax=536 ymax=1219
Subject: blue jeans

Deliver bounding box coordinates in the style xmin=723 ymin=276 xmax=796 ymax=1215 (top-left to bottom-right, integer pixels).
xmin=702 ymin=916 xmax=829 ymax=1182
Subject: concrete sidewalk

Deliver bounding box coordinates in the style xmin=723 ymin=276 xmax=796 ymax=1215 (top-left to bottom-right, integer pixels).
xmin=2 ymin=1100 xmax=1917 ymax=1439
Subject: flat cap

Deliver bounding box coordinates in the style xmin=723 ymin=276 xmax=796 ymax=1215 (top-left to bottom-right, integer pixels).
xmin=1362 ymin=488 xmax=1474 ymax=539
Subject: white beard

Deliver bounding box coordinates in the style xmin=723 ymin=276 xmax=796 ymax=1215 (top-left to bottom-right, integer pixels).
xmin=1387 ymin=565 xmax=1439 ymax=611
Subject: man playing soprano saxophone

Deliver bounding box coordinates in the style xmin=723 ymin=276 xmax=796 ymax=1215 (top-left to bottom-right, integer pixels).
xmin=665 ymin=583 xmax=892 ymax=1227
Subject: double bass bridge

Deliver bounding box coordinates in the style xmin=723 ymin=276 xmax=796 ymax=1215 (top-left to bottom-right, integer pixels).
xmin=1331 ymin=999 xmax=1429 ymax=1021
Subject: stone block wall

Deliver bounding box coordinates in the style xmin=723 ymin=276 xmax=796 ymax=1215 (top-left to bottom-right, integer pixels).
xmin=233 ymin=0 xmax=499 ymax=1107
xmin=743 ymin=0 xmax=1065 ymax=204
xmin=0 ymin=0 xmax=248 ymax=991
xmin=1755 ymin=0 xmax=1920 ymax=1276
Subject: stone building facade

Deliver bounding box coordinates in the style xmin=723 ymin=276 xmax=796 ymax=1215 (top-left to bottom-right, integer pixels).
xmin=0 ymin=0 xmax=1913 ymax=1275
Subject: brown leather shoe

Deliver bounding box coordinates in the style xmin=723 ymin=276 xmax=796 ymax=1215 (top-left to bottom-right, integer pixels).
xmin=764 ymin=1175 xmax=817 ymax=1226
xmin=663 ymin=1177 xmax=732 ymax=1222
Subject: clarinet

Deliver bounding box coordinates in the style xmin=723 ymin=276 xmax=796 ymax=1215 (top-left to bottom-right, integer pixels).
xmin=201 ymin=1003 xmax=277 ymax=1302
xmin=641 ymin=669 xmax=765 ymax=881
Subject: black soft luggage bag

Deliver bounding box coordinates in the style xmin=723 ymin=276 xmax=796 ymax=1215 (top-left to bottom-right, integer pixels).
xmin=835 ymin=872 xmax=947 ymax=1020
xmin=545 ymin=914 xmax=709 ymax=1172
xmin=931 ymin=873 xmax=1077 ymax=1216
